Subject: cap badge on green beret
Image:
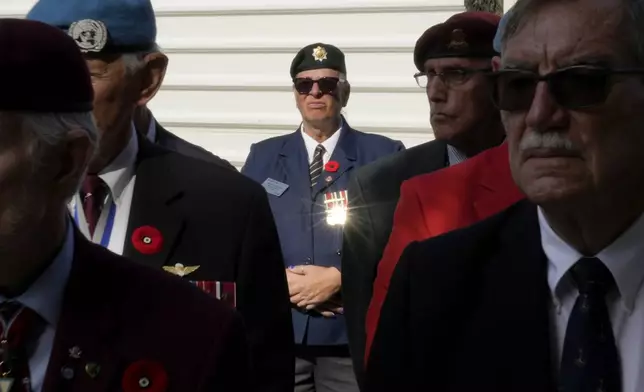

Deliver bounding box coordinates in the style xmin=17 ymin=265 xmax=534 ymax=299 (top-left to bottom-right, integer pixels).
xmin=68 ymin=19 xmax=108 ymax=53
xmin=312 ymin=45 xmax=328 ymax=62
xmin=447 ymin=29 xmax=468 ymax=50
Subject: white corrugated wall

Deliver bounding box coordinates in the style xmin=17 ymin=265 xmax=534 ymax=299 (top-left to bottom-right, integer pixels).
xmin=1 ymin=0 xmax=473 ymax=169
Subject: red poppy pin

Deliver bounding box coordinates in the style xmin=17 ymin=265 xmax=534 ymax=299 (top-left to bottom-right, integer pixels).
xmin=131 ymin=226 xmax=163 ymax=255
xmin=122 ymin=360 xmax=168 ymax=392
xmin=324 ymin=161 xmax=340 ymax=173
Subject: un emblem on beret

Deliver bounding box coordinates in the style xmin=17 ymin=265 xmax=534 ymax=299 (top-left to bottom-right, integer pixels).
xmin=68 ymin=19 xmax=108 ymax=53
xmin=447 ymin=29 xmax=468 ymax=50
xmin=312 ymin=46 xmax=328 ymax=62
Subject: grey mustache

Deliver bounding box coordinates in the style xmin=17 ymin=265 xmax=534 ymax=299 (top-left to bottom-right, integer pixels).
xmin=519 ymin=132 xmax=575 ymax=151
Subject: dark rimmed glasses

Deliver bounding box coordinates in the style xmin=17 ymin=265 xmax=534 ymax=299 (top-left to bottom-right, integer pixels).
xmin=293 ymin=77 xmax=340 ymax=95
xmin=489 ymin=65 xmax=644 ymax=111
xmin=414 ymin=68 xmax=491 ymax=88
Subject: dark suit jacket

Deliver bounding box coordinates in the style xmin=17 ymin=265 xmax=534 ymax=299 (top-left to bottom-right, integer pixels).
xmin=43 ymin=230 xmax=250 ymax=392
xmin=242 ymin=120 xmax=404 ymax=346
xmin=365 ymin=200 xmax=555 ymax=392
xmin=341 ymin=139 xmax=447 ymax=380
xmin=365 ymin=143 xmax=525 ymax=360
xmin=121 ymin=136 xmax=294 ymax=392
xmin=153 ymin=121 xmax=237 ymax=171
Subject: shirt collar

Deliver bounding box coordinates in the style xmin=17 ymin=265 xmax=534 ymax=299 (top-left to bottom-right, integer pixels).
xmin=146 ymin=115 xmax=156 ymax=143
xmin=0 ymin=219 xmax=75 ymax=326
xmin=99 ymin=125 xmax=139 ymax=204
xmin=446 ymin=144 xmax=467 ymax=166
xmin=300 ymin=118 xmax=344 ymax=163
xmin=540 ymin=206 xmax=644 ymax=313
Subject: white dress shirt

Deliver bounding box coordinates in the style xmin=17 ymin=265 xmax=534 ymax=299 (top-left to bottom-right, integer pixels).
xmin=145 ymin=115 xmax=156 ymax=142
xmin=300 ymin=120 xmax=343 ymax=165
xmin=446 ymin=144 xmax=467 ymax=166
xmin=71 ymin=125 xmax=138 ymax=255
xmin=539 ymin=207 xmax=644 ymax=391
xmin=0 ymin=220 xmax=74 ymax=392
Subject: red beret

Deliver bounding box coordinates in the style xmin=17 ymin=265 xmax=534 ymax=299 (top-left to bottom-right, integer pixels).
xmin=413 ymin=11 xmax=501 ymax=71
xmin=0 ymin=18 xmax=93 ymax=112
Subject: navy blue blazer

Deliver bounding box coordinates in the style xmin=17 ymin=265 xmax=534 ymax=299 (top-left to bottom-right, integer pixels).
xmin=242 ymin=120 xmax=405 ymax=346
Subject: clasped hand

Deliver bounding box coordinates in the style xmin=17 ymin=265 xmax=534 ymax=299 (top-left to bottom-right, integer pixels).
xmin=286 ymin=265 xmax=342 ymax=318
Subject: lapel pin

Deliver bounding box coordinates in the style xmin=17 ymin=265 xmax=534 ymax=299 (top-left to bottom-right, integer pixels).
xmin=61 ymin=366 xmax=75 ymax=380
xmin=68 ymin=346 xmax=82 ymax=359
xmin=163 ymin=263 xmax=200 ymax=277
xmin=85 ymin=362 xmax=101 ymax=379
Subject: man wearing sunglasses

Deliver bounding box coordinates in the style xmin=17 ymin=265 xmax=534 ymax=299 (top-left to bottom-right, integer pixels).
xmin=341 ymin=11 xmax=505 ymax=386
xmin=365 ymin=0 xmax=644 ymax=390
xmin=242 ymin=42 xmax=404 ymax=392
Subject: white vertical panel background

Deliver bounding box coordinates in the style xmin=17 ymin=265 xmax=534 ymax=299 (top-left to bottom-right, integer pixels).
xmin=0 ymin=0 xmax=469 ymax=168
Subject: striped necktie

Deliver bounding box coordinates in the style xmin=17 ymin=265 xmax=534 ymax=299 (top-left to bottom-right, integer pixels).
xmin=309 ymin=144 xmax=326 ymax=188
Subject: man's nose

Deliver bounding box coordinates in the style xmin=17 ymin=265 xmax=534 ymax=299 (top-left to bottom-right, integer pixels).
xmin=427 ymin=76 xmax=447 ymax=102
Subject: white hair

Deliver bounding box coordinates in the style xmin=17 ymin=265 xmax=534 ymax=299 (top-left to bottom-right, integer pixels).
xmin=121 ymin=43 xmax=162 ymax=75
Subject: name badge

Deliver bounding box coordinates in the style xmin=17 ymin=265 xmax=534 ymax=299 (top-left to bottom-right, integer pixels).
xmin=324 ymin=190 xmax=349 ymax=226
xmin=262 ymin=178 xmax=289 ymax=197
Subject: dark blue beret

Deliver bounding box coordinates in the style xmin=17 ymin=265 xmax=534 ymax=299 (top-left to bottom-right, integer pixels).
xmin=414 ymin=11 xmax=500 ymax=71
xmin=0 ymin=18 xmax=93 ymax=112
xmin=290 ymin=43 xmax=347 ymax=79
xmin=26 ymin=0 xmax=156 ymax=54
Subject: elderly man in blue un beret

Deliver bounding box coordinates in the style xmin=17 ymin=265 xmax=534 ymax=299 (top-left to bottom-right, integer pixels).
xmin=26 ymin=1 xmax=295 ymax=391
xmin=0 ymin=17 xmax=250 ymax=392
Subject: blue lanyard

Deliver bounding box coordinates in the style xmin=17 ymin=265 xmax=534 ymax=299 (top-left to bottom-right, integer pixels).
xmin=74 ymin=201 xmax=116 ymax=248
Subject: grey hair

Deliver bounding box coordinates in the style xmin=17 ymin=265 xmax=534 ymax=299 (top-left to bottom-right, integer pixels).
xmin=501 ymin=0 xmax=644 ymax=65
xmin=19 ymin=112 xmax=98 ymax=198
xmin=121 ymin=43 xmax=162 ymax=75
xmin=20 ymin=112 xmax=98 ymax=147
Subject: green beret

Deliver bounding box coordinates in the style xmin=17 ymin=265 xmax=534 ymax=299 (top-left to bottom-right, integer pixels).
xmin=290 ymin=43 xmax=347 ymax=79
xmin=414 ymin=11 xmax=500 ymax=72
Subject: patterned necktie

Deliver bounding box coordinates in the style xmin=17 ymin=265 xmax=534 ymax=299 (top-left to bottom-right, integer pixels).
xmin=309 ymin=144 xmax=326 ymax=188
xmin=80 ymin=174 xmax=108 ymax=237
xmin=559 ymin=257 xmax=621 ymax=392
xmin=0 ymin=302 xmax=39 ymax=392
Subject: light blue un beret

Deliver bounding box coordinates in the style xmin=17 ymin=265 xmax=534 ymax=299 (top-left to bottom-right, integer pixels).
xmin=25 ymin=0 xmax=157 ymax=54
xmin=493 ymin=8 xmax=512 ymax=54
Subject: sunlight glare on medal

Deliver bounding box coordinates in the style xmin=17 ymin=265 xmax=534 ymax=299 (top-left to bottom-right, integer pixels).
xmin=324 ymin=190 xmax=349 ymax=226
xmin=326 ymin=205 xmax=347 ymax=226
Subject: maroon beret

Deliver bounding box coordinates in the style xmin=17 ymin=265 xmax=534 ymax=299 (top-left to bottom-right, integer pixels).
xmin=0 ymin=18 xmax=93 ymax=112
xmin=413 ymin=11 xmax=501 ymax=71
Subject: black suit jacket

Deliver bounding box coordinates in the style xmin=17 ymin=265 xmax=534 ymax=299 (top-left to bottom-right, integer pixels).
xmin=121 ymin=136 xmax=294 ymax=392
xmin=341 ymin=139 xmax=447 ymax=383
xmin=154 ymin=121 xmax=237 ymax=171
xmin=365 ymin=200 xmax=555 ymax=392
xmin=45 ymin=229 xmax=250 ymax=391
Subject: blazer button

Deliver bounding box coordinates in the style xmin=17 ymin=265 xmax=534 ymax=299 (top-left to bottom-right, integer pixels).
xmin=305 ymin=257 xmax=312 ymax=264
xmin=336 ymin=249 xmax=342 ymax=256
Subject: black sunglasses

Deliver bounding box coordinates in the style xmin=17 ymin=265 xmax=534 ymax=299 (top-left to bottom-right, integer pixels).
xmin=489 ymin=65 xmax=644 ymax=111
xmin=414 ymin=68 xmax=490 ymax=88
xmin=293 ymin=77 xmax=340 ymax=95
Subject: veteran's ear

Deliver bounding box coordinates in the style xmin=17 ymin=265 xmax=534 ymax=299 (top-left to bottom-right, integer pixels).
xmin=136 ymin=52 xmax=169 ymax=107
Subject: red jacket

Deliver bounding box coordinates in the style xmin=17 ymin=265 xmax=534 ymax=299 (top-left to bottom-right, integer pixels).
xmin=364 ymin=143 xmax=525 ymax=363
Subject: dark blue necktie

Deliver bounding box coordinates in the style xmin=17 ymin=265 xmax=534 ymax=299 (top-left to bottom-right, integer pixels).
xmin=559 ymin=257 xmax=621 ymax=392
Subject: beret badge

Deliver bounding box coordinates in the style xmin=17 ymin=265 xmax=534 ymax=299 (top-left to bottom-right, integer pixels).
xmin=68 ymin=19 xmax=108 ymax=53
xmin=447 ymin=28 xmax=468 ymax=50
xmin=312 ymin=46 xmax=328 ymax=62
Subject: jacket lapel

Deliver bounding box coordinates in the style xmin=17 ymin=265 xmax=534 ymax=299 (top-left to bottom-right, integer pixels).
xmin=277 ymin=130 xmax=312 ymax=199
xmin=312 ymin=123 xmax=357 ymax=199
xmin=122 ymin=136 xmax=184 ymax=269
xmin=471 ymin=200 xmax=554 ymax=388
xmin=43 ymin=231 xmax=121 ymax=392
